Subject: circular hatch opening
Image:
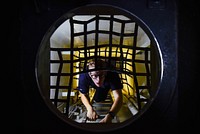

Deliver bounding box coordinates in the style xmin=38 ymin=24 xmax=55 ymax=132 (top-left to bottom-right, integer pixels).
xmin=35 ymin=4 xmax=163 ymax=132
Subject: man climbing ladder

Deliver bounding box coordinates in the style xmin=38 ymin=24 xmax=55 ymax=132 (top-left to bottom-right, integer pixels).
xmin=78 ymin=59 xmax=123 ymax=123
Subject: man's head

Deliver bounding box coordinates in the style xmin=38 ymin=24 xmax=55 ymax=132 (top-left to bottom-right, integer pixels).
xmin=87 ymin=59 xmax=107 ymax=87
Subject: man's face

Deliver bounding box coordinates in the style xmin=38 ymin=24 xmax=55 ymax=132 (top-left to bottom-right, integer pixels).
xmin=89 ymin=71 xmax=106 ymax=87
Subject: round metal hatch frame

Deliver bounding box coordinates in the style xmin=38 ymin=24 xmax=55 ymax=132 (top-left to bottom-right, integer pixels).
xmin=35 ymin=4 xmax=163 ymax=132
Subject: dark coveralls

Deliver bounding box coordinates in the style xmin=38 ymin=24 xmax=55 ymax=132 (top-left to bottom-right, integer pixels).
xmin=78 ymin=71 xmax=123 ymax=102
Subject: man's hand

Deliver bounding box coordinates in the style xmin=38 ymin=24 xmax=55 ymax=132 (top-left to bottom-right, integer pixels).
xmin=86 ymin=109 xmax=99 ymax=121
xmin=99 ymin=114 xmax=112 ymax=123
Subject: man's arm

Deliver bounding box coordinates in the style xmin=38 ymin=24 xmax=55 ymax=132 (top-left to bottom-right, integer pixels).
xmin=109 ymin=89 xmax=123 ymax=115
xmin=79 ymin=92 xmax=98 ymax=121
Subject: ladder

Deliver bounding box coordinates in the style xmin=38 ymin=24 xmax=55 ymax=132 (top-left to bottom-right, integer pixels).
xmin=85 ymin=94 xmax=120 ymax=123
